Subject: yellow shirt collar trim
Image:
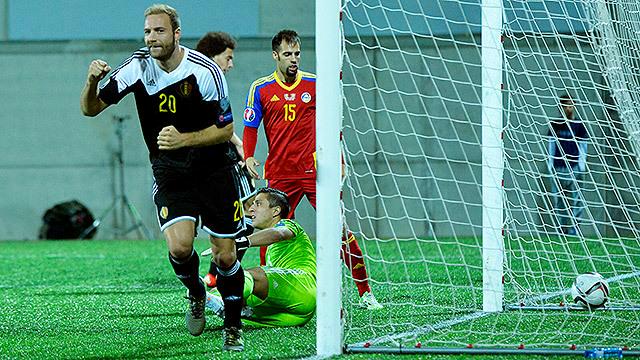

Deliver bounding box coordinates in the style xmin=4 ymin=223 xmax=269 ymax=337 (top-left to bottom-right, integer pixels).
xmin=274 ymin=71 xmax=302 ymax=91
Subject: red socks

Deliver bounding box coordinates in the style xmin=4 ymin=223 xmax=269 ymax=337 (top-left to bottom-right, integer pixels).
xmin=342 ymin=231 xmax=371 ymax=296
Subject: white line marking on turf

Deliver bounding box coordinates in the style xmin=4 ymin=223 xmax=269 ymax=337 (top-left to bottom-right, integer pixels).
xmin=353 ymin=311 xmax=490 ymax=347
xmin=512 ymin=270 xmax=640 ymax=305
xmin=351 ymin=271 xmax=640 ymax=347
xmin=0 ymin=284 xmax=177 ymax=290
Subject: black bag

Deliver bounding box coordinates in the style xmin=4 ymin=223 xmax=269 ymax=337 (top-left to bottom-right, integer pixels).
xmin=38 ymin=200 xmax=97 ymax=240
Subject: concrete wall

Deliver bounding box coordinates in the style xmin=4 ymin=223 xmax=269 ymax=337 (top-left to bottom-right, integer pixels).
xmin=2 ymin=1 xmax=639 ymax=241
xmin=0 ymin=37 xmax=317 ymax=240
xmin=341 ymin=34 xmax=640 ymax=240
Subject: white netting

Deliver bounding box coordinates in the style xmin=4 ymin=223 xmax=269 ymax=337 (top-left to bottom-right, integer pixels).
xmin=340 ymin=0 xmax=640 ymax=351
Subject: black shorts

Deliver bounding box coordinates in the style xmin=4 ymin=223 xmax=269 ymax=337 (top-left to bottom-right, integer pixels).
xmin=152 ymin=165 xmax=245 ymax=238
xmin=235 ymin=163 xmax=257 ymax=203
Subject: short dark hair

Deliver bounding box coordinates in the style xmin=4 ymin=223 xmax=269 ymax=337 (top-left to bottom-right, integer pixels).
xmin=256 ymin=187 xmax=290 ymax=219
xmin=560 ymin=94 xmax=573 ymax=106
xmin=272 ymin=29 xmax=300 ymax=52
xmin=196 ymin=31 xmax=236 ymax=58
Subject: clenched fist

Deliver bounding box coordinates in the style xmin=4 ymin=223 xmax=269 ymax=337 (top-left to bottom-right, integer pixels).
xmin=86 ymin=59 xmax=111 ymax=83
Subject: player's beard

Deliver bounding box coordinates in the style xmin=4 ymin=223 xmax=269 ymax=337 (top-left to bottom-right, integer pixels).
xmin=286 ymin=66 xmax=298 ymax=78
xmin=148 ymin=36 xmax=176 ymax=62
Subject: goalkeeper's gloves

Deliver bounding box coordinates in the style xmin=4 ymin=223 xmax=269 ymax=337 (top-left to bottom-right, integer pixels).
xmin=235 ymin=236 xmax=251 ymax=251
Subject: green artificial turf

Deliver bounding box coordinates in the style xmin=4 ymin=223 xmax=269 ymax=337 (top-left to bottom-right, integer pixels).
xmin=1 ymin=237 xmax=638 ymax=359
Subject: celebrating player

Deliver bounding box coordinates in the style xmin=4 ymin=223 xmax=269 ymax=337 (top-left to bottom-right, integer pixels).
xmin=80 ymin=4 xmax=246 ymax=351
xmin=242 ymin=29 xmax=382 ymax=310
xmin=195 ymin=31 xmax=257 ymax=289
xmin=205 ymin=187 xmax=316 ymax=327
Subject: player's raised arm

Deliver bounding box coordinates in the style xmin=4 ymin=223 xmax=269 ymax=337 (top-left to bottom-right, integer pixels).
xmin=80 ymin=59 xmax=111 ymax=116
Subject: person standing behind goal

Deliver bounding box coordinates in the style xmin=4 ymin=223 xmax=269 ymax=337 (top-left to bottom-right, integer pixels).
xmin=547 ymin=94 xmax=588 ymax=236
xmin=195 ymin=31 xmax=257 ymax=289
xmin=242 ymin=29 xmax=382 ymax=310
xmin=80 ymin=4 xmax=246 ymax=351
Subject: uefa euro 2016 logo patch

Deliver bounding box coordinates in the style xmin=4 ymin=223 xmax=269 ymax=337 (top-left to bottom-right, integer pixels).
xmin=244 ymin=108 xmax=255 ymax=122
xmin=301 ymin=92 xmax=311 ymax=103
xmin=160 ymin=206 xmax=169 ymax=219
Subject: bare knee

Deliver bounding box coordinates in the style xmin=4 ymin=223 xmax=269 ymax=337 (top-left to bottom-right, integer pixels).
xmin=164 ymin=221 xmax=196 ymax=259
xmin=210 ymin=237 xmax=236 ymax=268
xmin=214 ymin=250 xmax=237 ymax=268
xmin=169 ymin=245 xmax=193 ymax=259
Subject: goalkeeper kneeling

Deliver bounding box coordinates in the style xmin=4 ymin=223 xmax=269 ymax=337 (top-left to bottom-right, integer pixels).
xmin=206 ymin=187 xmax=316 ymax=327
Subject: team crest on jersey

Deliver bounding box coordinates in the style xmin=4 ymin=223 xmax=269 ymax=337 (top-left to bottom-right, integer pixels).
xmin=284 ymin=93 xmax=296 ymax=101
xmin=244 ymin=108 xmax=255 ymax=122
xmin=160 ymin=206 xmax=169 ymax=219
xmin=301 ymin=92 xmax=312 ymax=103
xmin=178 ymin=81 xmax=192 ymax=97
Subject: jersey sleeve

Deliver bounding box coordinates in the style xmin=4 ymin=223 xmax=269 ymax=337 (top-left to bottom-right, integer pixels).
xmin=98 ymin=54 xmax=141 ymax=105
xmin=199 ymin=62 xmax=234 ymax=128
xmin=243 ymin=80 xmax=264 ymax=128
xmin=277 ymin=219 xmax=304 ymax=239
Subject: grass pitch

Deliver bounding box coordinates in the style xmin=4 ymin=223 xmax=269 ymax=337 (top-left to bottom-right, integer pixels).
xmin=1 ymin=237 xmax=638 ymax=359
xmin=0 ymin=239 xmax=316 ymax=359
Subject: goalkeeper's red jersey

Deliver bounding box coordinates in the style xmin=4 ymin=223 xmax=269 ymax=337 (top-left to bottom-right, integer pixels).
xmin=243 ymin=71 xmax=316 ymax=180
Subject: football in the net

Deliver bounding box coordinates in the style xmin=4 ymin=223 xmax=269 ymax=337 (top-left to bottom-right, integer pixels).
xmin=570 ymin=272 xmax=609 ymax=309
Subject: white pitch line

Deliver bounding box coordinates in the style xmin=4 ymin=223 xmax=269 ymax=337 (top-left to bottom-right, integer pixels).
xmin=352 ymin=270 xmax=640 ymax=347
xmin=352 ymin=311 xmax=490 ymax=347
xmin=513 ymin=270 xmax=640 ymax=305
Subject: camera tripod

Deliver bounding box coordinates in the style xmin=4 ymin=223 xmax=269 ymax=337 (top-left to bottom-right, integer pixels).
xmin=80 ymin=116 xmax=153 ymax=240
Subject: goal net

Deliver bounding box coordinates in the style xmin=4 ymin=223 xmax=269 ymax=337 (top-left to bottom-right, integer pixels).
xmin=339 ymin=0 xmax=640 ymax=353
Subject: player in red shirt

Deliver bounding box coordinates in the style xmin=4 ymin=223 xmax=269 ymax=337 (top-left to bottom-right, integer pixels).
xmin=243 ymin=29 xmax=382 ymax=310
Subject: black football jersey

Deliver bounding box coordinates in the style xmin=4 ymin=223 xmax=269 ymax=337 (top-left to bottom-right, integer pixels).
xmin=99 ymin=46 xmax=236 ymax=169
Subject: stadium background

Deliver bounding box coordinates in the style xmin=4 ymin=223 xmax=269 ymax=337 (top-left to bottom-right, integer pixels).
xmin=0 ymin=0 xmax=619 ymax=241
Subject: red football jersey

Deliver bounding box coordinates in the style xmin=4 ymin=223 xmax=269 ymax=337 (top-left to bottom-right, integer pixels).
xmin=243 ymin=71 xmax=316 ymax=180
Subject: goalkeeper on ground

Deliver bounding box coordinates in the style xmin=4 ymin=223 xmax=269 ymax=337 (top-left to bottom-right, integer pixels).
xmin=205 ymin=187 xmax=316 ymax=327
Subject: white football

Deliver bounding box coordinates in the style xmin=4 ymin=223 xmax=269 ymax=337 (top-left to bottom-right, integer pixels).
xmin=570 ymin=272 xmax=609 ymax=309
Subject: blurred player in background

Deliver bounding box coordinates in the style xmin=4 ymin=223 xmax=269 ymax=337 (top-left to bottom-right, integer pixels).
xmin=80 ymin=4 xmax=246 ymax=351
xmin=547 ymin=94 xmax=588 ymax=236
xmin=195 ymin=31 xmax=257 ymax=288
xmin=243 ymin=29 xmax=382 ymax=310
xmin=205 ymin=187 xmax=316 ymax=327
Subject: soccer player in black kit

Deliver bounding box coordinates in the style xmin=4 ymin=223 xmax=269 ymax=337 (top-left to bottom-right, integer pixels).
xmin=80 ymin=4 xmax=246 ymax=351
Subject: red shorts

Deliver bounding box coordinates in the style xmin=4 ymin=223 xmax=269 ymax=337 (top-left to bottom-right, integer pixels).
xmin=267 ymin=178 xmax=316 ymax=218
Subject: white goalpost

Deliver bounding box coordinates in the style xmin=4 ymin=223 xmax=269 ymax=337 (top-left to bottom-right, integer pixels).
xmin=481 ymin=0 xmax=504 ymax=314
xmin=316 ymin=0 xmax=640 ymax=356
xmin=315 ymin=0 xmax=343 ymax=357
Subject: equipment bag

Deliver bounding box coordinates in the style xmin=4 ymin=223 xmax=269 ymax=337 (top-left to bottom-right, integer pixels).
xmin=38 ymin=200 xmax=96 ymax=240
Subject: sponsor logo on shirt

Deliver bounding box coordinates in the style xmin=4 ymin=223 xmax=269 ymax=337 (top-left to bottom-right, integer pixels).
xmin=146 ymin=78 xmax=156 ymax=87
xmin=270 ymin=94 xmax=280 ymax=102
xmin=244 ymin=108 xmax=256 ymax=122
xmin=301 ymin=92 xmax=311 ymax=103
xmin=284 ymin=93 xmax=296 ymax=101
